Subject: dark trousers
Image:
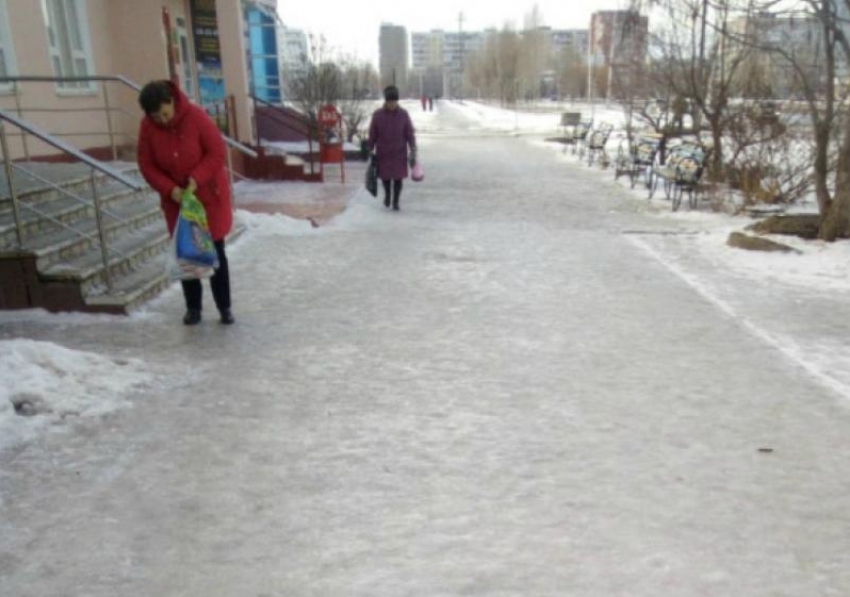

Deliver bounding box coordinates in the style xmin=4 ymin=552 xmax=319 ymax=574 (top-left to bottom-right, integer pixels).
xmin=382 ymin=179 xmax=403 ymax=207
xmin=181 ymin=240 xmax=231 ymax=312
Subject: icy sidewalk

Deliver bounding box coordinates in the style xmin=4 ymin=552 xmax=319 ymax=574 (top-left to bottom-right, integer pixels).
xmin=1 ymin=113 xmax=850 ymax=597
xmin=234 ymin=161 xmax=367 ymax=225
xmin=532 ymin=134 xmax=850 ymax=405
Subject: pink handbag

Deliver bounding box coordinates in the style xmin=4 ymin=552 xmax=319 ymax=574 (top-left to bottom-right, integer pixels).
xmin=412 ymin=162 xmax=424 ymax=182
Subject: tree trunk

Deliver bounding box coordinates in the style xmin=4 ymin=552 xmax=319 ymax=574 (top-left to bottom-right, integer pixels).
xmin=813 ymin=123 xmax=832 ymax=221
xmin=819 ymin=119 xmax=850 ymax=240
xmin=709 ymin=117 xmax=724 ymax=181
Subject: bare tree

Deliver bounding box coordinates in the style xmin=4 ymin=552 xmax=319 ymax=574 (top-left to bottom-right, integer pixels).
xmin=725 ymin=105 xmax=814 ymax=208
xmin=723 ymin=0 xmax=850 ymax=239
xmin=557 ymin=46 xmax=589 ymax=99
xmin=519 ymin=5 xmax=550 ymax=101
xmin=286 ymin=61 xmax=343 ymax=133
xmin=650 ymin=0 xmax=752 ymax=179
xmin=338 ymin=59 xmax=380 ymax=142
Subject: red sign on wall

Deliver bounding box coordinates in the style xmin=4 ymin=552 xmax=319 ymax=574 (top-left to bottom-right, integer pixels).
xmin=319 ymin=105 xmax=340 ymax=127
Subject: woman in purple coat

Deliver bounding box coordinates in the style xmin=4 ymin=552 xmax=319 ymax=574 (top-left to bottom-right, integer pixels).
xmin=368 ymin=86 xmax=417 ymax=211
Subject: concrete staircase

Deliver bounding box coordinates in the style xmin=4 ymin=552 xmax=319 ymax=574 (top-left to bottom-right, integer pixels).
xmin=243 ymin=145 xmax=322 ymax=182
xmin=0 ymin=162 xmax=243 ymax=314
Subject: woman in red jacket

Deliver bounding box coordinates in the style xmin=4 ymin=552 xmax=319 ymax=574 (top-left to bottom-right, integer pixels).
xmin=137 ymin=80 xmax=234 ymax=325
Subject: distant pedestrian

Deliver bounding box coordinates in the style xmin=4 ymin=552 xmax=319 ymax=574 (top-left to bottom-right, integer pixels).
xmin=369 ymin=86 xmax=417 ymax=211
xmin=428 ymin=96 xmax=434 ymax=111
xmin=136 ymin=80 xmax=235 ymax=326
xmin=421 ymin=95 xmax=427 ymax=111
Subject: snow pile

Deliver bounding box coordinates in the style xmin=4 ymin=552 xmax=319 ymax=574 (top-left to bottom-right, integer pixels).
xmin=0 ymin=339 xmax=149 ymax=451
xmin=691 ymin=228 xmax=850 ymax=294
xmin=262 ymin=140 xmax=359 ymax=154
xmin=235 ymin=209 xmax=319 ymax=237
xmin=0 ymin=308 xmax=159 ymax=326
xmin=446 ymin=100 xmax=631 ymax=134
xmin=449 ymin=101 xmax=561 ymax=133
xmin=234 ymin=179 xmax=362 ymax=206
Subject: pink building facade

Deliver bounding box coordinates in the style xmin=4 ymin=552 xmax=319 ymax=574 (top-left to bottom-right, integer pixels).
xmin=0 ymin=0 xmax=256 ymax=160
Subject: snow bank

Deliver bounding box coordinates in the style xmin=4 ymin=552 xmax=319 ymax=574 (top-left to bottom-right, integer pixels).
xmin=0 ymin=339 xmax=149 ymax=451
xmin=0 ymin=309 xmax=160 ymax=326
xmin=262 ymin=140 xmax=359 ymax=154
xmin=535 ymin=134 xmax=850 ymax=294
xmin=692 ymin=228 xmax=850 ymax=294
xmin=234 ymin=209 xmax=319 ymax=237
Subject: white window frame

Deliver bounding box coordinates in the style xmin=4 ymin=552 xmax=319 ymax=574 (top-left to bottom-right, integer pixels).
xmin=0 ymin=0 xmax=18 ymax=94
xmin=41 ymin=0 xmax=97 ymax=95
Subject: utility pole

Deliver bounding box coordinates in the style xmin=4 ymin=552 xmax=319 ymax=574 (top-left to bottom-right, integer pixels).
xmin=458 ymin=11 xmax=465 ymax=99
xmin=588 ymin=15 xmax=596 ymax=119
xmin=606 ymin=16 xmax=618 ymax=106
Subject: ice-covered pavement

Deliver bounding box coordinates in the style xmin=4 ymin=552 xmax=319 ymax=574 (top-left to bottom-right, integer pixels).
xmin=2 ymin=101 xmax=850 ymax=597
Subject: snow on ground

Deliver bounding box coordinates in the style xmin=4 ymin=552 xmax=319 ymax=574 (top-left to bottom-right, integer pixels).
xmin=235 ymin=178 xmax=360 ymax=206
xmin=532 ymin=134 xmax=850 ymax=295
xmin=234 ymin=208 xmax=320 ymax=238
xmin=446 ymin=100 xmax=564 ymax=133
xmin=0 ymin=339 xmax=150 ymax=452
xmin=3 ymin=96 xmax=850 ymax=596
xmin=262 ymin=140 xmax=359 ymax=154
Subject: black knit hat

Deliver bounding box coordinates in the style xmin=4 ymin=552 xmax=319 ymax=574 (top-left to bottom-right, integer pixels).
xmin=384 ymin=86 xmax=400 ymax=102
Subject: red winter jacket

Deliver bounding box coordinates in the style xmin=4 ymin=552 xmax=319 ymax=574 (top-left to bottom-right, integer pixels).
xmin=137 ymin=83 xmax=232 ymax=241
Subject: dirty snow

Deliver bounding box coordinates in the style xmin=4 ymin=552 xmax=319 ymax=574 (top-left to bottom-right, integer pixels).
xmin=0 ymin=339 xmax=149 ymax=451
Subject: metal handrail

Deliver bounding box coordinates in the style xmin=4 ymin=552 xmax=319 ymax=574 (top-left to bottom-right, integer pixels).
xmin=250 ymin=95 xmax=317 ymax=174
xmin=0 ymin=110 xmax=142 ymax=190
xmin=0 ymin=111 xmax=145 ymax=293
xmin=251 ymin=94 xmax=315 ymax=134
xmin=9 ymin=162 xmax=129 ymax=224
xmin=12 ymin=199 xmax=102 ymax=247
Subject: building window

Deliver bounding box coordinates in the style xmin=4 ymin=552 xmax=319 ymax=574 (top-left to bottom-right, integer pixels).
xmin=0 ymin=0 xmax=17 ymax=92
xmin=42 ymin=0 xmax=96 ymax=91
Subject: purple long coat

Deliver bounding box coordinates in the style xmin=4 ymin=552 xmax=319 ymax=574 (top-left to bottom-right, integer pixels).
xmin=368 ymin=106 xmax=417 ymax=181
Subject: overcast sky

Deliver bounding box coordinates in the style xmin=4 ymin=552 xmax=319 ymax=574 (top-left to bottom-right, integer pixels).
xmin=278 ymin=0 xmax=633 ymax=65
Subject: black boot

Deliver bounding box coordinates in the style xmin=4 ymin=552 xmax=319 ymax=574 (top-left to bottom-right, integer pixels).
xmin=219 ymin=309 xmax=235 ymax=325
xmin=183 ymin=309 xmax=202 ymax=326
xmin=392 ymin=201 xmax=400 ymax=211
xmin=384 ymin=196 xmax=391 ymax=208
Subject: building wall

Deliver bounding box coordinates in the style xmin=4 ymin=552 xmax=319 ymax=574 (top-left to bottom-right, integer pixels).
xmin=550 ymin=29 xmax=589 ymax=58
xmin=379 ymin=24 xmax=408 ymax=93
xmin=0 ymin=0 xmax=254 ymax=159
xmin=279 ymin=25 xmax=311 ymax=99
xmin=590 ymin=11 xmax=648 ymax=67
xmin=0 ymin=0 xmax=189 ymax=159
xmin=245 ymin=4 xmax=281 ymax=103
xmin=727 ymin=14 xmax=827 ymax=98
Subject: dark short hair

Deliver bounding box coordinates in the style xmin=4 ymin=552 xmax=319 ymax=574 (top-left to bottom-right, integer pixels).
xmin=384 ymin=86 xmax=400 ymax=102
xmin=139 ymin=80 xmax=174 ymax=115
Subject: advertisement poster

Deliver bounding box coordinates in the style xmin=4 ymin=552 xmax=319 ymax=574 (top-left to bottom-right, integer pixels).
xmin=189 ymin=0 xmax=225 ymax=109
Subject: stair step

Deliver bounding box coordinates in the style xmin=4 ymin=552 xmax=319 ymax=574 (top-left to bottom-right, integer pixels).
xmin=42 ymin=219 xmax=169 ymax=295
xmin=83 ymin=223 xmax=247 ymax=313
xmin=0 ymin=182 xmax=151 ymax=247
xmin=4 ymin=198 xmax=163 ymax=270
xmin=84 ymin=254 xmax=171 ymax=313
xmin=0 ymin=162 xmax=137 ymax=204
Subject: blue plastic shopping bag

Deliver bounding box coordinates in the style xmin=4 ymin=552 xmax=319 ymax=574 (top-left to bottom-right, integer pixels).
xmin=176 ymin=191 xmax=218 ymax=267
xmin=165 ymin=191 xmax=219 ymax=280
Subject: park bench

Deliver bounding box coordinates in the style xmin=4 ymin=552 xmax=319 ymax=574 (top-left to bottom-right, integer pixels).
xmin=649 ymin=141 xmax=707 ymax=211
xmin=614 ymin=132 xmax=663 ymax=189
xmin=568 ymin=120 xmax=594 ymax=154
xmin=583 ymin=123 xmax=614 ymax=166
xmin=560 ymin=112 xmax=582 ymax=135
